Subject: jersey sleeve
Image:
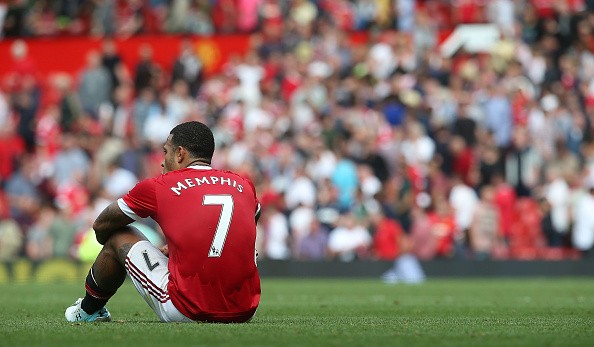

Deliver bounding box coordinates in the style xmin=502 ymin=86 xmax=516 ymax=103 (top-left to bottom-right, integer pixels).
xmin=245 ymin=177 xmax=261 ymax=222
xmin=120 ymin=178 xmax=158 ymax=219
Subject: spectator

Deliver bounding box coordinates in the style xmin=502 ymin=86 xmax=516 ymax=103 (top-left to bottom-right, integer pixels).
xmin=427 ymin=195 xmax=456 ymax=258
xmin=327 ymin=212 xmax=371 ymax=261
xmin=52 ymin=133 xmax=91 ymax=188
xmin=468 ymin=184 xmax=501 ymax=259
xmin=176 ymin=1 xmax=213 ymax=35
xmin=100 ymin=38 xmax=126 ymax=97
xmin=165 ymin=79 xmax=195 ymax=124
xmin=25 ymin=204 xmax=54 ymax=272
xmin=143 ymin=106 xmax=176 ymax=148
xmin=452 ymin=102 xmax=478 ymax=148
xmin=133 ymin=44 xmax=160 ymax=93
xmin=212 ymin=0 xmax=238 ymax=33
xmin=78 ymin=50 xmax=112 ymax=117
xmin=91 ymin=0 xmax=116 ymax=36
xmin=47 ymin=204 xmax=78 ymax=259
xmin=395 ymin=0 xmax=415 ymax=33
xmin=133 ymin=87 xmax=160 ymax=138
xmin=371 ymin=210 xmax=405 ymax=261
xmin=0 ymin=115 xmax=26 ymax=184
xmin=24 ymin=0 xmax=60 ymax=37
xmin=357 ymin=164 xmax=382 ymax=200
xmin=166 ymin=0 xmax=191 ymax=33
xmin=491 ymin=172 xmax=517 ymax=244
xmin=297 ymin=218 xmax=329 ymax=261
xmin=306 ymin=140 xmax=338 ymax=183
xmin=172 ymin=39 xmax=203 ymax=97
xmin=543 ymin=166 xmax=571 ymax=246
xmin=4 ymin=41 xmax=43 ymax=143
xmin=2 ymin=1 xmax=26 ymax=37
xmin=4 ymin=156 xmax=41 ymax=227
xmin=102 ymin=160 xmax=138 ymax=200
xmin=482 ymin=84 xmax=513 ymax=149
xmin=367 ymin=32 xmax=396 ymax=82
xmin=449 ymin=174 xmax=479 ymax=257
xmin=0 ymin=191 xmax=23 ymax=280
xmin=114 ymin=0 xmax=146 ymax=37
xmin=289 ymin=0 xmax=318 ymax=29
xmin=331 ymin=149 xmax=359 ymax=211
xmin=477 ymin=145 xmax=504 ymax=189
xmin=539 ymin=198 xmax=560 ymax=249
xmin=449 ymin=135 xmax=476 ymax=186
xmin=35 ymin=104 xmax=62 ymax=156
xmin=400 ymin=120 xmax=436 ymax=177
xmin=236 ymin=0 xmax=262 ymax=33
xmin=288 ymin=202 xmax=316 ymax=257
xmin=52 ymin=74 xmax=82 ymax=133
xmin=12 ymin=75 xmax=40 ymax=152
xmin=234 ymin=52 xmax=265 ymax=109
xmin=505 ymin=127 xmax=543 ymax=197
xmin=315 ymin=177 xmax=341 ymax=230
xmin=285 ymin=166 xmax=316 ymax=211
xmin=408 ymin=198 xmax=437 ymax=260
xmin=106 ymin=83 xmax=135 ymax=138
xmin=571 ymin=186 xmax=594 ymax=256
xmin=486 ymin=0 xmax=515 ymax=38
xmin=260 ymin=204 xmax=290 ymax=260
xmin=381 ymin=170 xmax=414 ymax=233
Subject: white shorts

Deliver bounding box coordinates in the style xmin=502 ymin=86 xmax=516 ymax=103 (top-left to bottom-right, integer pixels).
xmin=124 ymin=240 xmax=193 ymax=322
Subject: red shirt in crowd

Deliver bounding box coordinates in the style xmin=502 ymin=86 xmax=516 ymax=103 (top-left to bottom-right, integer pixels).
xmin=373 ymin=218 xmax=404 ymax=260
xmin=0 ymin=133 xmax=25 ymax=181
xmin=120 ymin=165 xmax=261 ymax=323
xmin=428 ymin=211 xmax=456 ymax=257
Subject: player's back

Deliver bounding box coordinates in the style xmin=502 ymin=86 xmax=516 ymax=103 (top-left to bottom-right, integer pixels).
xmin=153 ymin=166 xmax=260 ymax=322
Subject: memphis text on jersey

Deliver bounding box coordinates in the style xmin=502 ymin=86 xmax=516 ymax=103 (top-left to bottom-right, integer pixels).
xmin=170 ymin=176 xmax=244 ymax=196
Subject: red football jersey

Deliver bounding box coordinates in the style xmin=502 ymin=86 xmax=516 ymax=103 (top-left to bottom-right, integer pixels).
xmin=119 ymin=165 xmax=261 ymax=322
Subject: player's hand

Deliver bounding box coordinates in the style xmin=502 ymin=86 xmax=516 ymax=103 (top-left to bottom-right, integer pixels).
xmin=160 ymin=244 xmax=169 ymax=257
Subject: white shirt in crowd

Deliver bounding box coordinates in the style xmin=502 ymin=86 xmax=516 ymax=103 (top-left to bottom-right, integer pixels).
xmin=289 ymin=205 xmax=316 ymax=251
xmin=306 ymin=149 xmax=337 ymax=183
xmin=104 ymin=167 xmax=137 ymax=199
xmin=572 ymin=189 xmax=594 ymax=251
xmin=545 ymin=177 xmax=571 ymax=234
xmin=284 ymin=175 xmax=317 ymax=211
xmin=449 ymin=182 xmax=479 ymax=231
xmin=328 ymin=224 xmax=371 ymax=262
xmin=264 ymin=211 xmax=290 ymax=260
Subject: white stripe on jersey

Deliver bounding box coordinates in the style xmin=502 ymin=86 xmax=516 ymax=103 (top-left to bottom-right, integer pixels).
xmin=117 ymin=198 xmax=142 ymax=221
xmin=187 ymin=165 xmax=212 ymax=170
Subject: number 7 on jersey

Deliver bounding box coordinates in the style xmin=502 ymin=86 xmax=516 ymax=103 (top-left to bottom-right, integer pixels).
xmin=203 ymin=194 xmax=234 ymax=257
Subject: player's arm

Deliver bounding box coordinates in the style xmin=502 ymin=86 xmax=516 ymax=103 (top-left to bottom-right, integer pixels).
xmin=93 ymin=202 xmax=135 ymax=245
xmin=255 ymin=202 xmax=261 ymax=223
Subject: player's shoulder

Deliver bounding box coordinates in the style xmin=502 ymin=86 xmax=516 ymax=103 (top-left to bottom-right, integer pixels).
xmin=213 ymin=168 xmax=258 ymax=193
xmin=133 ymin=172 xmax=173 ymax=190
xmin=212 ymin=168 xmax=253 ymax=183
xmin=157 ymin=168 xmax=194 ymax=181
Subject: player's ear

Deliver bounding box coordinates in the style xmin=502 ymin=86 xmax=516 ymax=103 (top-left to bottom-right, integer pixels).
xmin=176 ymin=146 xmax=185 ymax=163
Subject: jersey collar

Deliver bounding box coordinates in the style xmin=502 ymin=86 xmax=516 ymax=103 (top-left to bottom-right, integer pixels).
xmin=188 ymin=165 xmax=212 ymax=170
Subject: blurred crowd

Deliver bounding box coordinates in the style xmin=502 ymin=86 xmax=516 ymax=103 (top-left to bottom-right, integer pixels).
xmin=1 ymin=0 xmax=530 ymax=38
xmin=2 ymin=0 xmax=594 ymax=270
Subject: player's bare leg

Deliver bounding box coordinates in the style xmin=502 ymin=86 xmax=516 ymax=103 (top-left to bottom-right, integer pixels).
xmin=65 ymin=226 xmax=147 ymax=322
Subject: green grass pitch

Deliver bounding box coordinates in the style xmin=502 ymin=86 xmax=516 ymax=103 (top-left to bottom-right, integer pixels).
xmin=1 ymin=278 xmax=593 ymax=347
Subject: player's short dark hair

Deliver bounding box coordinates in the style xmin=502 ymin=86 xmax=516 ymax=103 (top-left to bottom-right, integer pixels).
xmin=170 ymin=121 xmax=215 ymax=163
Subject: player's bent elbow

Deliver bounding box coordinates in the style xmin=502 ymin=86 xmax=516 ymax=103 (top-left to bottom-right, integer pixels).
xmin=93 ymin=222 xmax=109 ymax=245
xmin=95 ymin=232 xmax=109 ymax=246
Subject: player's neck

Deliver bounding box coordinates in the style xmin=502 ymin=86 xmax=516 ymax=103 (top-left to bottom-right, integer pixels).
xmin=186 ymin=159 xmax=210 ymax=168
